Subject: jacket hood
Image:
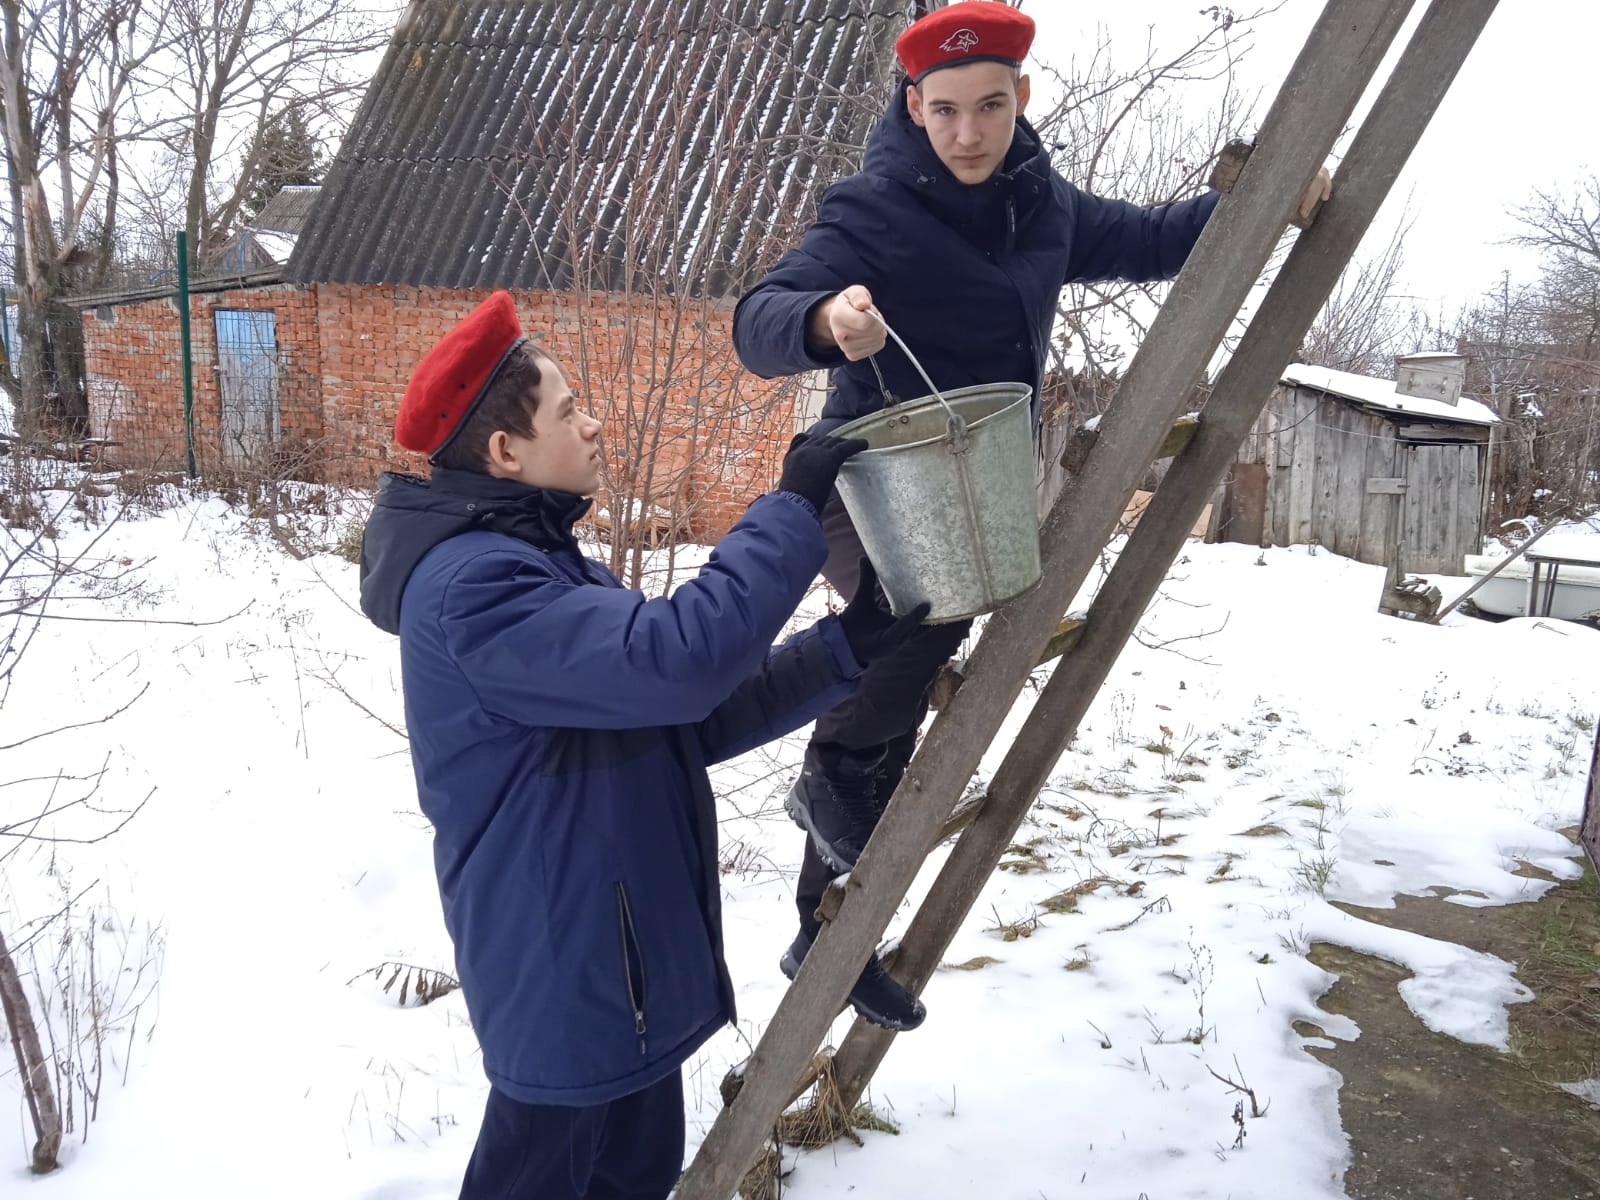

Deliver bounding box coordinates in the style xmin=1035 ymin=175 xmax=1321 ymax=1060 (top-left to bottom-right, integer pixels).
xmin=862 ymin=78 xmax=1053 ymax=242
xmin=358 ymin=467 xmax=592 ymax=635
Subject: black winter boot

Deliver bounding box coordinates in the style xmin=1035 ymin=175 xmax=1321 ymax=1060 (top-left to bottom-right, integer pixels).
xmin=779 ymin=927 xmax=927 ymax=1032
xmin=871 ymin=728 xmax=919 ymax=806
xmin=784 ymin=743 xmax=886 ymax=872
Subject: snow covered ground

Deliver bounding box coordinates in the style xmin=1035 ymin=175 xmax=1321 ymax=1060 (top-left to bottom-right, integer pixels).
xmin=4 ymin=475 xmax=1598 ymax=1198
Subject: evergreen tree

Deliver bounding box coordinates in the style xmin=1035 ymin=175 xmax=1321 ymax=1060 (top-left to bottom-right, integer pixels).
xmin=244 ymin=107 xmax=324 ymax=217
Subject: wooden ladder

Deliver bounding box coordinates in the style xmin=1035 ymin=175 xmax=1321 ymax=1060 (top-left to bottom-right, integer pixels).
xmin=677 ymin=2 xmax=1502 ymax=1194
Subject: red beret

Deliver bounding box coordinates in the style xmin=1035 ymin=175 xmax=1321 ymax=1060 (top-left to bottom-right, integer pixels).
xmin=395 ymin=290 xmax=527 ymax=457
xmin=895 ymin=2 xmax=1035 ymax=83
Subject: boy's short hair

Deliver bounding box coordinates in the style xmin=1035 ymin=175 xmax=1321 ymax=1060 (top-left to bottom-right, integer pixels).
xmin=912 ymin=64 xmax=1022 ymax=96
xmin=431 ymin=342 xmax=547 ymax=472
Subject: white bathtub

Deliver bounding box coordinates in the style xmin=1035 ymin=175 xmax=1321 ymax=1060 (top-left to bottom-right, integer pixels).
xmin=1463 ymin=553 xmax=1600 ymax=621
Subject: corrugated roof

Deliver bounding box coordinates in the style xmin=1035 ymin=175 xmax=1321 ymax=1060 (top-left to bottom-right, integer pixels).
xmin=254 ymin=186 xmax=322 ymax=236
xmin=289 ymin=0 xmax=905 ymax=296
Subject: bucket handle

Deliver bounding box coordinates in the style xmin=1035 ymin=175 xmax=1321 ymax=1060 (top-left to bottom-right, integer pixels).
xmin=867 ymin=309 xmax=967 ymax=440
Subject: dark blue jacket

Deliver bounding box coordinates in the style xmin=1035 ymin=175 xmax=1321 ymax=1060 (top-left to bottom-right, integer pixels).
xmin=734 ymin=79 xmax=1219 ymax=430
xmin=359 ymin=468 xmax=862 ymax=1105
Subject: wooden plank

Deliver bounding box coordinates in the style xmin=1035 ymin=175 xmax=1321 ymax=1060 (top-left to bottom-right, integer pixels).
xmin=1158 ymin=416 xmax=1200 ymax=460
xmin=1395 ymin=422 xmax=1486 ymax=442
xmin=1436 ymin=448 xmax=1456 ymax=571
xmin=1212 ymin=461 xmax=1267 ymax=544
xmin=675 ymin=5 xmax=1429 ymax=1192
xmin=1272 ymin=390 xmax=1295 ymax=469
xmin=928 ymin=618 xmax=1085 ymax=712
xmin=826 ymin=0 xmax=1496 ymax=1123
xmin=1060 ymin=414 xmax=1199 ymax=474
xmin=1400 ymin=444 xmax=1426 ymax=573
xmin=1332 ymin=405 xmax=1366 ymax=557
xmin=1268 ymin=394 xmax=1296 ymax=545
xmin=1420 ymin=444 xmax=1452 ymax=572
xmin=1235 ymin=400 xmax=1269 ymax=466
xmin=1313 ymin=395 xmax=1341 ymax=550
xmin=1358 ymin=415 xmax=1397 ymax=564
xmin=1261 ymin=403 xmax=1281 ymax=542
xmin=1415 ymin=445 xmax=1443 ymax=573
xmin=1454 ymin=441 xmax=1482 ymax=569
xmin=1439 ymin=445 xmax=1464 ymax=571
xmin=1366 ymin=477 xmax=1407 ymax=494
xmin=1581 ymin=722 xmax=1600 ymax=874
xmin=1208 ymin=139 xmax=1319 ymax=229
xmin=1287 ymin=387 xmax=1319 ymax=545
xmin=1478 ymin=436 xmax=1495 ymax=554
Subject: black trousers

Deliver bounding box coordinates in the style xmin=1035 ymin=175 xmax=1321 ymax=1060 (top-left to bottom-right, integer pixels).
xmin=796 ymin=494 xmax=971 ymax=936
xmin=458 ymin=1069 xmax=684 ymax=1200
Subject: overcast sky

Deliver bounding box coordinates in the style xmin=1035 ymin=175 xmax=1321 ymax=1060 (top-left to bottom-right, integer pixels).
xmin=1029 ymin=0 xmax=1596 ymax=318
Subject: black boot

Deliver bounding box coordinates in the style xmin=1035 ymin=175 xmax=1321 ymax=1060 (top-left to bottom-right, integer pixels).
xmin=779 ymin=927 xmax=927 ymax=1032
xmin=784 ymin=743 xmax=886 ymax=872
xmin=871 ymin=728 xmax=919 ymax=806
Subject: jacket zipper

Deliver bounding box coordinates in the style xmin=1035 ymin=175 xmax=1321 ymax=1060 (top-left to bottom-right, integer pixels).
xmin=614 ymin=882 xmax=648 ymax=1056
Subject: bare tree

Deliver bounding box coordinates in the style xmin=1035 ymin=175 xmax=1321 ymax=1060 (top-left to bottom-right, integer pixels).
xmin=1515 ymin=176 xmax=1600 ymax=274
xmin=0 ymin=459 xmax=159 ymax=1172
xmin=1032 ymin=11 xmax=1256 ymax=381
xmin=1026 ymin=7 xmax=1260 ymax=505
xmin=0 ymin=0 xmax=172 ymax=432
xmin=1297 ymin=217 xmax=1427 ymax=376
xmin=1448 ymin=263 xmax=1600 ymax=526
xmin=136 ymin=0 xmax=391 ymax=272
xmin=1494 ymin=178 xmax=1600 ymax=523
xmin=498 ymin=5 xmax=896 ymax=588
xmin=1514 ymin=175 xmax=1600 ymax=361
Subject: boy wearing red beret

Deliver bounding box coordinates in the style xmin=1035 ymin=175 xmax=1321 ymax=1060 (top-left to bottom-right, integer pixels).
xmin=735 ymin=1 xmax=1330 ymax=1029
xmin=358 ymin=290 xmax=926 ymax=1198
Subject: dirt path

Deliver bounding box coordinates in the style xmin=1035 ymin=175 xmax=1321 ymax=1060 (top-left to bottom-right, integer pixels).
xmin=1303 ymin=845 xmax=1600 ymax=1198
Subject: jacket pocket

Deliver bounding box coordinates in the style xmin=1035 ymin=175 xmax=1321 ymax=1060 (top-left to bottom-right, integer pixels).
xmin=614 ymin=881 xmax=648 ymax=1056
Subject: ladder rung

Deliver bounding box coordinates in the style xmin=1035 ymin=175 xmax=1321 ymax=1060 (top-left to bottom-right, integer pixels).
xmin=1060 ymin=414 xmax=1200 ymax=475
xmin=930 ymin=616 xmax=1085 ymax=711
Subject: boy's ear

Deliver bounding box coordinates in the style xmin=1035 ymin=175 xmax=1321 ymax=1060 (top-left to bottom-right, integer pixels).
xmin=483 ymin=429 xmax=517 ymax=476
xmin=906 ymin=82 xmax=927 ymax=128
xmin=1016 ymin=73 xmax=1030 ymax=114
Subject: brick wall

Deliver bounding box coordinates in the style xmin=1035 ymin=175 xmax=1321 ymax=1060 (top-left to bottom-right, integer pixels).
xmin=82 ymin=282 xmax=800 ymax=538
xmin=83 ymin=283 xmax=322 ymax=475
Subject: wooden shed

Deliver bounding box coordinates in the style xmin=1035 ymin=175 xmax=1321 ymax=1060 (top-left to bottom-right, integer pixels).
xmin=1210 ymin=356 xmax=1499 ymax=573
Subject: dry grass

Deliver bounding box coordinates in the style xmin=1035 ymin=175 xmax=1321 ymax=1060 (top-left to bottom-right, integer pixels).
xmin=985 ymin=907 xmax=1042 ymax=941
xmin=942 ymin=955 xmax=1003 ymax=971
xmin=736 ymin=1142 xmax=783 ymax=1200
xmin=1040 ymin=875 xmax=1116 ymax=914
xmin=727 ymin=1053 xmax=904 ymax=1196
xmin=774 ymin=1056 xmax=899 ymax=1151
xmin=351 ymin=961 xmax=460 ymax=1007
xmin=999 ymin=841 xmax=1051 ymax=874
xmin=1510 ymin=860 xmax=1600 ymax=1086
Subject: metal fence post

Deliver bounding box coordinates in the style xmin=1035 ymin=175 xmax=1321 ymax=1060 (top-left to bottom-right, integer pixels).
xmin=176 ymin=231 xmax=197 ymax=478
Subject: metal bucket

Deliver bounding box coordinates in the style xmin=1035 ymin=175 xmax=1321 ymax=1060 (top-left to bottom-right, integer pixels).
xmin=832 ymin=382 xmax=1040 ymax=623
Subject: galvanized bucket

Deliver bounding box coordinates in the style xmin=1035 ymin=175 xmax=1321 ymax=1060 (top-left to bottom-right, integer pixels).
xmin=833 ymin=381 xmax=1041 ymax=623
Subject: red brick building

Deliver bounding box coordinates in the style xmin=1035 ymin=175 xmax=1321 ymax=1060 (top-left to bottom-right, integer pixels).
xmin=74 ymin=0 xmax=903 ymax=540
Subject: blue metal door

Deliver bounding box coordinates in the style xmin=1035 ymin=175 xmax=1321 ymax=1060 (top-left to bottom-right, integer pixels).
xmin=214 ymin=309 xmax=279 ymax=466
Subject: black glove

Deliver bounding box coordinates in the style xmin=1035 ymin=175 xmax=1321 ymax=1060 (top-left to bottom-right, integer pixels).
xmin=839 ymin=558 xmax=931 ymax=663
xmin=776 ymin=433 xmax=869 ymax=513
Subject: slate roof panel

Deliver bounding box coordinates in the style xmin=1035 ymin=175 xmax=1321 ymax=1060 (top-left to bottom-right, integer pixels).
xmin=289 ymin=0 xmax=904 ymax=295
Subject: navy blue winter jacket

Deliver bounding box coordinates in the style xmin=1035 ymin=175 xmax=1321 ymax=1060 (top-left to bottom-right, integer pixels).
xmin=734 ymin=79 xmax=1220 ymax=430
xmin=359 ymin=467 xmax=862 ymax=1105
